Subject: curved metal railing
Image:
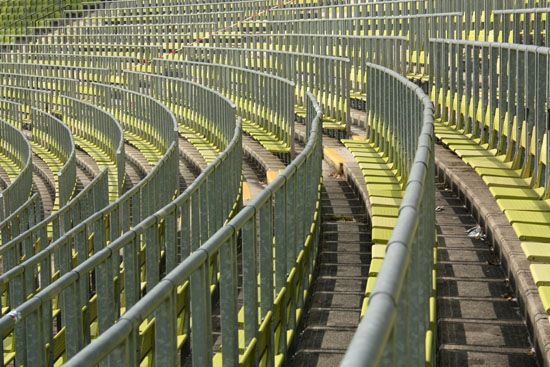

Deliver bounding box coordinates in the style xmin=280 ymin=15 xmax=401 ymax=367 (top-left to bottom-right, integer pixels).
xmin=0 ymin=194 xmax=43 ymax=245
xmin=342 ymin=63 xmax=435 ymax=366
xmin=0 ymin=99 xmax=78 ymax=210
xmin=0 ymin=75 xmax=242 ymax=367
xmin=63 ymin=91 xmax=322 ymax=367
xmin=152 ymin=59 xmax=296 ymax=154
xmin=0 ymin=119 xmax=32 ymax=222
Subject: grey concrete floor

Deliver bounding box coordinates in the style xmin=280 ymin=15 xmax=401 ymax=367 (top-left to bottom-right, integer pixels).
xmin=436 ymin=182 xmax=537 ymax=367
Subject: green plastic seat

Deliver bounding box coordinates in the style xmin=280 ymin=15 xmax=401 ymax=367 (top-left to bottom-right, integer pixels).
xmin=372 ymin=206 xmax=400 ymax=217
xmin=506 ymin=210 xmax=550 ymax=224
xmin=511 ymin=221 xmax=550 ymax=242
xmin=483 ymin=175 xmax=531 ymax=188
xmin=489 ymin=187 xmax=540 ymax=200
xmin=530 ymin=263 xmax=550 ymax=286
xmin=499 ymin=198 xmax=550 ymax=211
xmin=521 ymin=242 xmax=550 ymax=262
xmin=475 ymin=167 xmax=522 ymax=178
xmin=537 ymin=286 xmax=550 ymax=313
xmin=369 ymin=196 xmax=402 ymax=207
xmin=371 ymin=216 xmax=398 ymax=228
xmin=461 ymin=155 xmax=510 ymax=169
xmin=453 ymin=148 xmax=497 ymax=158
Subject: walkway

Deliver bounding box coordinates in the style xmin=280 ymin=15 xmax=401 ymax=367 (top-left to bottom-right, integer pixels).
xmin=288 ymin=161 xmax=369 ymax=366
xmin=436 ymin=181 xmax=537 ymax=366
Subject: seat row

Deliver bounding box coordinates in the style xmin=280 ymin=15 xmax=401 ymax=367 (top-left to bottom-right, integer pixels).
xmin=0 ymin=1 xmax=435 ymax=365
xmin=0 ymin=1 xmax=323 ymax=365
xmin=64 ymin=91 xmax=323 ymax=367
xmin=431 ymin=39 xmax=550 ymax=319
xmin=0 ymin=119 xmax=32 ymax=222
xmin=7 ymin=0 xmax=550 ymax=365
xmin=0 ymin=66 xmax=244 ymax=366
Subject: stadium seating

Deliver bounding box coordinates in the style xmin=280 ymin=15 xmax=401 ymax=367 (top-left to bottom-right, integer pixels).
xmin=431 ymin=38 xmax=550 ymax=316
xmin=0 ymin=0 xmax=548 ymax=366
xmin=0 ymin=118 xmax=32 ymax=222
xmin=0 ymin=0 xmax=84 ymax=42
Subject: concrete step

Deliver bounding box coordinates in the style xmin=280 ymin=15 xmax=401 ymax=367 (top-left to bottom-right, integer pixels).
xmin=32 ymin=154 xmax=55 ymax=216
xmin=436 ymin=182 xmax=537 ymax=367
xmin=0 ymin=162 xmax=11 ymax=189
xmin=288 ymin=169 xmax=369 ymax=367
xmin=180 ymin=133 xmax=281 ymax=366
xmin=75 ymin=149 xmax=98 ymax=190
xmin=123 ymin=143 xmax=148 ymax=192
xmin=242 ymin=156 xmax=266 ymax=203
xmin=178 ymin=157 xmax=197 ymax=193
xmin=439 ymin=344 xmax=537 ymax=366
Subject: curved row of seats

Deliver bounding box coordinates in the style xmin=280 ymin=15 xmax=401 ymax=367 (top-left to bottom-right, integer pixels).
xmin=0 ymin=84 xmax=124 ymax=201
xmin=0 ymin=1 xmax=322 ymax=365
xmin=156 ymin=59 xmax=295 ymax=155
xmin=3 ymin=35 xmax=262 ymax=367
xmin=171 ymin=45 xmax=350 ymax=135
xmin=431 ymin=39 xmax=550 ymax=317
xmin=0 ymin=68 xmax=246 ymax=366
xmin=0 ymin=0 xmax=436 ymax=365
xmin=340 ymin=2 xmax=547 ymax=366
xmin=50 ymin=0 xmax=439 ymax=365
xmin=0 ymin=0 xmax=83 ymax=42
xmin=0 ymin=99 xmax=77 ymax=212
xmin=0 ymin=58 xmax=304 ymax=367
xmin=0 ymin=119 xmax=32 ymax=222
xmin=1 ymin=0 xmax=547 ymax=366
xmin=342 ymin=63 xmax=435 ymax=365
xmin=64 ymin=91 xmax=323 ymax=367
xmin=2 ymin=77 xmax=244 ymax=359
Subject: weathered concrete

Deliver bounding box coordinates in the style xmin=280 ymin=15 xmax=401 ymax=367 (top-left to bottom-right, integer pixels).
xmin=436 ymin=183 xmax=536 ymax=366
xmin=288 ymin=161 xmax=369 ymax=366
xmin=436 ymin=143 xmax=547 ymax=366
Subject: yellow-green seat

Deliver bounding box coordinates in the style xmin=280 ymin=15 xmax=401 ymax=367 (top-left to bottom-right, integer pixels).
xmin=369 ymin=196 xmax=401 ymax=207
xmin=530 ymin=263 xmax=550 ymax=313
xmin=482 ymin=175 xmax=531 ymax=187
xmin=372 ymin=216 xmax=398 ymax=229
xmin=475 ymin=167 xmax=522 ymax=178
xmin=454 ymin=148 xmax=498 ymax=158
xmin=372 ymin=227 xmax=394 ymax=244
xmin=463 ymin=156 xmax=513 ymax=170
xmin=352 ymin=151 xmax=385 ymax=159
xmin=531 ymin=263 xmax=550 ymax=286
xmin=489 ymin=186 xmax=540 ymax=200
xmin=361 ymin=169 xmax=398 ymax=178
xmin=506 ymin=210 xmax=550 ymax=224
xmin=521 ymin=242 xmax=550 ymax=262
xmin=372 ymin=206 xmax=400 ymax=217
xmin=242 ymin=119 xmax=290 ymax=154
xmin=367 ymin=189 xmax=403 ymax=198
xmin=512 ymin=222 xmax=550 ymax=242
xmin=358 ymin=163 xmax=390 ymax=170
xmin=499 ymin=198 xmax=550 ymax=211
xmin=363 ymin=175 xmax=400 ymax=184
xmin=438 ymin=136 xmax=474 ymax=145
xmin=537 ymin=286 xmax=550 ymax=313
xmin=355 ymin=156 xmax=388 ymax=164
xmin=367 ymin=183 xmax=402 ymax=191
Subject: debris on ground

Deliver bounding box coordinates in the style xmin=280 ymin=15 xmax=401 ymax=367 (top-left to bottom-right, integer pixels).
xmin=466 ymin=224 xmax=486 ymax=240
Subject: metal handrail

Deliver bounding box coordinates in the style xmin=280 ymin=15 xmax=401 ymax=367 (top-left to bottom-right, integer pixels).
xmin=342 ymin=63 xmax=435 ymax=366
xmin=63 ymin=91 xmax=322 ymax=366
xmin=0 ymin=74 xmax=243 ymax=367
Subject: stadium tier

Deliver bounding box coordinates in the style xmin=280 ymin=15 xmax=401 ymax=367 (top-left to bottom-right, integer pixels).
xmin=0 ymin=0 xmax=547 ymax=366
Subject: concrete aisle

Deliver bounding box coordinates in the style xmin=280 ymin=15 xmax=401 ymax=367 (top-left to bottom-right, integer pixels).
xmin=288 ymin=162 xmax=370 ymax=366
xmin=436 ymin=181 xmax=537 ymax=366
